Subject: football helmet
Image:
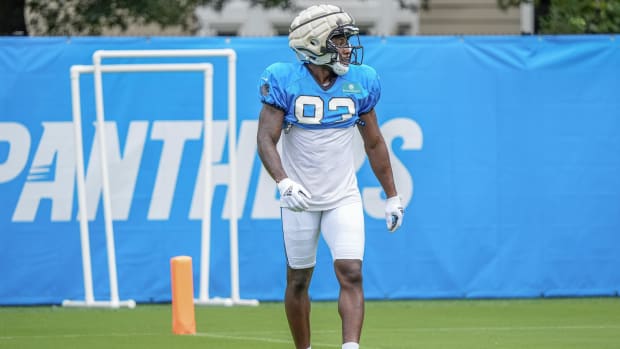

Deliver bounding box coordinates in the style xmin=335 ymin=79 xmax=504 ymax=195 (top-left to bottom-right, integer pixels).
xmin=289 ymin=4 xmax=363 ymax=75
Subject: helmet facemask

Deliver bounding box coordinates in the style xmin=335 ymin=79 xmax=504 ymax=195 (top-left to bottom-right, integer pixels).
xmin=324 ymin=24 xmax=364 ymax=75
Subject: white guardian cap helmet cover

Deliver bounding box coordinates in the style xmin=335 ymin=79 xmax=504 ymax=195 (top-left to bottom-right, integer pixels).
xmin=288 ymin=4 xmax=364 ymax=75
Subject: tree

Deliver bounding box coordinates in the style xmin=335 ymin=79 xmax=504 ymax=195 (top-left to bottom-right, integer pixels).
xmin=23 ymin=0 xmax=294 ymax=36
xmin=5 ymin=0 xmax=425 ymax=36
xmin=539 ymin=0 xmax=620 ymax=33
xmin=9 ymin=0 xmax=618 ymax=36
xmin=498 ymin=0 xmax=620 ymax=34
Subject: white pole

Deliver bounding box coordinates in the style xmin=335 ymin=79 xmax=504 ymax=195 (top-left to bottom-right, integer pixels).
xmin=412 ymin=0 xmax=421 ymax=35
xmin=227 ymin=53 xmax=244 ymax=304
xmin=72 ymin=49 xmax=258 ymax=307
xmin=92 ymin=53 xmax=121 ymax=308
xmin=521 ymin=1 xmax=535 ymax=34
xmin=70 ymin=66 xmax=95 ymax=305
xmin=199 ymin=65 xmax=214 ymax=303
xmin=64 ymin=62 xmax=215 ymax=309
xmin=93 ymin=49 xmax=237 ymax=59
xmin=225 ymin=53 xmax=256 ymax=306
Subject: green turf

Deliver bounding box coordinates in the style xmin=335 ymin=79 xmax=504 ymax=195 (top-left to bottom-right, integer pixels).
xmin=1 ymin=298 xmax=619 ymax=349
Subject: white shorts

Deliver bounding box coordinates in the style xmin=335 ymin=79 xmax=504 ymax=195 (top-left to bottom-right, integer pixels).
xmin=281 ymin=201 xmax=365 ymax=269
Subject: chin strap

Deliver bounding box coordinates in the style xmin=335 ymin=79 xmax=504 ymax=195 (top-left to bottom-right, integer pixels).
xmin=294 ymin=49 xmax=350 ymax=75
xmin=328 ymin=61 xmax=349 ymax=75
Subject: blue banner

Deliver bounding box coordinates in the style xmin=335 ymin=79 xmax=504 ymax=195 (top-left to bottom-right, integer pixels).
xmin=1 ymin=36 xmax=619 ymax=305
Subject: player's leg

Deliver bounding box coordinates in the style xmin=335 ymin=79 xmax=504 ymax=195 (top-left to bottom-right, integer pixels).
xmin=285 ymin=266 xmax=314 ymax=349
xmin=321 ymin=202 xmax=365 ymax=346
xmin=334 ymin=259 xmax=363 ymax=345
xmin=281 ymin=208 xmax=322 ymax=349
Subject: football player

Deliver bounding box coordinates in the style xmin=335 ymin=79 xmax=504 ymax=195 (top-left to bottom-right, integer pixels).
xmin=256 ymin=4 xmax=404 ymax=349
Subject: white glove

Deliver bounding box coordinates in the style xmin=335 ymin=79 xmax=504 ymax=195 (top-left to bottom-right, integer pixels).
xmin=277 ymin=178 xmax=312 ymax=212
xmin=385 ymin=196 xmax=404 ymax=232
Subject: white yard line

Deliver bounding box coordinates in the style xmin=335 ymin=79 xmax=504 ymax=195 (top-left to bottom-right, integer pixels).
xmin=0 ymin=332 xmax=163 ymax=340
xmin=363 ymin=324 xmax=620 ymax=333
xmin=1 ymin=324 xmax=618 ymax=348
xmin=195 ymin=332 xmax=341 ymax=348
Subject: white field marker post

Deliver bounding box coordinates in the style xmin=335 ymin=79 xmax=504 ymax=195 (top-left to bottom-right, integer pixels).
xmin=65 ymin=48 xmax=257 ymax=307
xmin=64 ymin=62 xmax=215 ymax=309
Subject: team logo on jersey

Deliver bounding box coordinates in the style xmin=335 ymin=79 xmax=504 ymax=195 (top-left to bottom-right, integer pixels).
xmin=342 ymin=82 xmax=362 ymax=94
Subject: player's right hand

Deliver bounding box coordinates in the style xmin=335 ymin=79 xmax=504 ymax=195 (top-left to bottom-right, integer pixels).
xmin=385 ymin=195 xmax=404 ymax=232
xmin=277 ymin=178 xmax=312 ymax=212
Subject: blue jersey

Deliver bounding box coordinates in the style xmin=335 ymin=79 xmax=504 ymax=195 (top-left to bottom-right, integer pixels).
xmin=258 ymin=62 xmax=381 ymax=130
xmin=258 ymin=62 xmax=381 ymax=210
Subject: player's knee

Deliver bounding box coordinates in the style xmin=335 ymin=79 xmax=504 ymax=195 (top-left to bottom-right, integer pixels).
xmin=335 ymin=260 xmax=363 ymax=287
xmin=287 ymin=269 xmax=312 ymax=294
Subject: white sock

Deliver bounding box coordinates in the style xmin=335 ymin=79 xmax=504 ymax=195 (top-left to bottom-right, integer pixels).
xmin=342 ymin=342 xmax=359 ymax=349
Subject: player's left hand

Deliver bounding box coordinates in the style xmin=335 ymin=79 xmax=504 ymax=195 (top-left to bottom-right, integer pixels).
xmin=385 ymin=196 xmax=404 ymax=232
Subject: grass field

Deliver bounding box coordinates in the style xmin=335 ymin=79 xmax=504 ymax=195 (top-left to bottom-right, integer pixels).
xmin=1 ymin=298 xmax=619 ymax=349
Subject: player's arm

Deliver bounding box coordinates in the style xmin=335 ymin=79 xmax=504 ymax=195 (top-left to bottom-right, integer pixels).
xmin=357 ymin=108 xmax=397 ymax=197
xmin=257 ymin=103 xmax=287 ymax=183
xmin=358 ymin=108 xmax=404 ymax=232
xmin=257 ymin=103 xmax=311 ymax=211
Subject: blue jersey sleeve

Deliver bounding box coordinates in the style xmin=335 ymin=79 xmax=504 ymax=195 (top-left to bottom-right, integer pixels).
xmin=357 ymin=65 xmax=381 ymax=115
xmin=258 ymin=63 xmax=288 ymax=110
